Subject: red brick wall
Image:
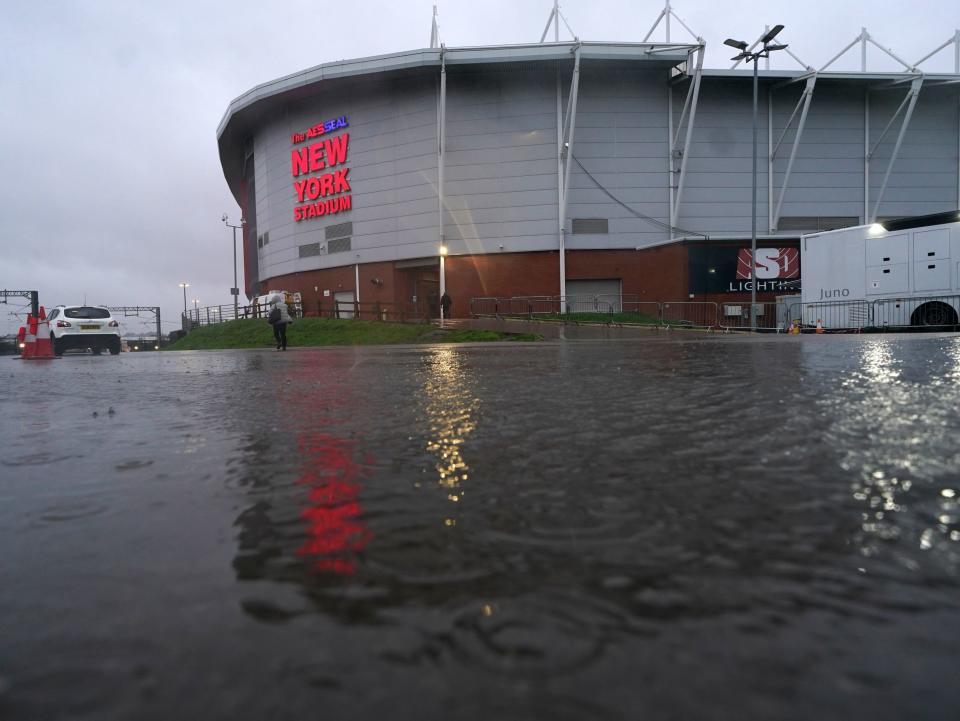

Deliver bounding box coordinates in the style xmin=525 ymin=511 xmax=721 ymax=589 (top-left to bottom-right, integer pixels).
xmin=264 ymin=262 xmax=396 ymax=315
xmin=444 ymin=252 xmax=560 ymax=317
xmin=567 ymin=246 xmax=688 ymax=300
xmin=258 ymin=243 xmax=796 ymax=318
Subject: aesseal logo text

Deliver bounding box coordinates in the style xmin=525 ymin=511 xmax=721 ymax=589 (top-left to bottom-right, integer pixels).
xmin=291 ymin=116 xmax=352 ymax=222
xmin=291 ymin=116 xmax=349 ymax=144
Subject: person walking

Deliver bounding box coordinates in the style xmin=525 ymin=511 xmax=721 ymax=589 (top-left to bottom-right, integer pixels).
xmin=267 ymin=295 xmax=293 ymax=351
xmin=440 ymin=291 xmax=452 ymax=319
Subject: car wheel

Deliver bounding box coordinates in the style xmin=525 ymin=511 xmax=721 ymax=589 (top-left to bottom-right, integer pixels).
xmin=52 ymin=335 xmax=64 ymax=357
xmin=109 ymin=339 xmax=122 ymax=355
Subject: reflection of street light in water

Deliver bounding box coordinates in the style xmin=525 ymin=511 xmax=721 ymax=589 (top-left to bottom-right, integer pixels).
xmin=423 ymin=348 xmax=476 ymax=515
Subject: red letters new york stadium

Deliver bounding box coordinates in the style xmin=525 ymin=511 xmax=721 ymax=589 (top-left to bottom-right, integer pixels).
xmin=291 ymin=116 xmax=351 ymax=222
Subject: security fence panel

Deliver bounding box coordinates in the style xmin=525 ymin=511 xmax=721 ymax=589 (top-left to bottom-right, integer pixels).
xmin=505 ymin=297 xmax=532 ymax=316
xmin=872 ymin=295 xmax=960 ymax=328
xmin=800 ymin=300 xmax=871 ymax=330
xmin=661 ymin=302 xmax=718 ymax=328
xmin=720 ymin=302 xmax=779 ymax=330
xmin=620 ymin=301 xmax=662 ymax=325
xmin=564 ymin=295 xmax=616 ymax=317
xmin=471 ymin=297 xmax=500 ymax=317
xmin=529 ymin=296 xmax=562 ymax=316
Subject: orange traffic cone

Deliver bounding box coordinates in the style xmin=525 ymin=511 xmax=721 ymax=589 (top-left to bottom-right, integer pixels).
xmin=21 ymin=314 xmax=37 ymax=359
xmin=815 ymin=319 xmax=824 ymax=334
xmin=31 ymin=306 xmax=55 ymax=359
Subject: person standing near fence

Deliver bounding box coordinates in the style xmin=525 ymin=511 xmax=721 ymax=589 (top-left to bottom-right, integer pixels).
xmin=267 ymin=295 xmax=293 ymax=351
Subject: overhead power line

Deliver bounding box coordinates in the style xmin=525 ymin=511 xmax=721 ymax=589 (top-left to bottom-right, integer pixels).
xmin=571 ymin=154 xmax=709 ymax=240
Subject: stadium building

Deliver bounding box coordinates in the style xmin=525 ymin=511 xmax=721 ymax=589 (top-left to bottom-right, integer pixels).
xmin=216 ymin=4 xmax=960 ymax=317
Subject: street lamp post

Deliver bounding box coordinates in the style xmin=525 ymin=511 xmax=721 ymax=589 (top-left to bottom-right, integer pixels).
xmin=725 ymin=26 xmax=788 ymax=331
xmin=192 ymin=298 xmax=200 ymax=323
xmin=222 ymin=214 xmax=245 ymax=320
xmin=179 ymin=282 xmax=190 ymax=320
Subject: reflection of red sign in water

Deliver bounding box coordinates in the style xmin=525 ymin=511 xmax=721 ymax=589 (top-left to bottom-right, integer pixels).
xmin=736 ymin=248 xmax=800 ymax=280
xmin=286 ymin=357 xmax=371 ymax=576
xmin=296 ymin=433 xmax=371 ymax=575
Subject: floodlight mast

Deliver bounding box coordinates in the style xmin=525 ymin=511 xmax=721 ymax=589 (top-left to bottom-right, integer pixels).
xmin=727 ymin=26 xmax=789 ymax=331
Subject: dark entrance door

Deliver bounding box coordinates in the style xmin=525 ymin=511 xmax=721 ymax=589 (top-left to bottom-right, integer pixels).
xmin=397 ymin=265 xmax=440 ymax=319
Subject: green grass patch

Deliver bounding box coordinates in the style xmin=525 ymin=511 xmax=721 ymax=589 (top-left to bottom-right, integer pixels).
xmin=167 ymin=318 xmax=540 ymax=351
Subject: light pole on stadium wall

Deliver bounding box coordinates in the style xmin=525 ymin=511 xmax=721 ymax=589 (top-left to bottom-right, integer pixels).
xmin=439 ymin=243 xmax=448 ymax=326
xmin=222 ymin=214 xmax=245 ymax=320
xmin=725 ymin=26 xmax=787 ymax=331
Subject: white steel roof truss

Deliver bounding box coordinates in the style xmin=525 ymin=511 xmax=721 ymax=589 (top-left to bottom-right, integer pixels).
xmin=558 ymin=44 xmax=582 ymax=304
xmin=770 ymin=75 xmax=817 ymax=230
xmin=429 ymin=5 xmax=441 ymax=49
xmin=670 ymin=45 xmax=704 ymax=231
xmin=867 ymin=77 xmax=924 ymax=222
xmin=643 ymin=1 xmax=701 ymax=44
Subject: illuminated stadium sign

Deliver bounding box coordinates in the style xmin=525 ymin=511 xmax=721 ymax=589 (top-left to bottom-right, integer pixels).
xmin=291 ymin=115 xmax=352 ymax=222
xmin=689 ymin=247 xmax=801 ymax=293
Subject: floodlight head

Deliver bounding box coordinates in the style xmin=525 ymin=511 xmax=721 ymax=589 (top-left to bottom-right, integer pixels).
xmin=761 ymin=24 xmax=784 ymax=44
xmin=221 ymin=213 xmax=228 ymax=223
xmin=724 ymin=38 xmax=748 ymax=51
xmin=765 ymin=43 xmax=788 ymax=52
xmin=731 ymin=52 xmax=749 ymax=61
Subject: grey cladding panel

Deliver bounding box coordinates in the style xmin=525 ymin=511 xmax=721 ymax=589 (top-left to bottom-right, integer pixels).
xmin=248 ymin=64 xmax=960 ymax=273
xmin=778 ymin=217 xmax=860 ymax=232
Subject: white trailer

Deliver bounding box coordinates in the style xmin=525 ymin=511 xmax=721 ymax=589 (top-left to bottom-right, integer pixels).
xmin=800 ymin=212 xmax=960 ymax=329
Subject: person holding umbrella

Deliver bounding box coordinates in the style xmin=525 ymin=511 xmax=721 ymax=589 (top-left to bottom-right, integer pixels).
xmin=267 ymin=293 xmax=293 ymax=351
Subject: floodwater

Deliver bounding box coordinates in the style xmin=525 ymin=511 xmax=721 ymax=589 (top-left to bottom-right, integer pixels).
xmin=2 ymin=334 xmax=960 ymax=720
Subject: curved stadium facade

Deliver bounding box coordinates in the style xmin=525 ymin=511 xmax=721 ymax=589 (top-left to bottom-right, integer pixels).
xmin=217 ymin=35 xmax=960 ymax=317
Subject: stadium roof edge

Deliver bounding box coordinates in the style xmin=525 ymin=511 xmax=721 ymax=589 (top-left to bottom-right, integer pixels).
xmin=216 ymin=41 xmax=700 ymax=140
xmin=702 ymin=68 xmax=960 ymax=81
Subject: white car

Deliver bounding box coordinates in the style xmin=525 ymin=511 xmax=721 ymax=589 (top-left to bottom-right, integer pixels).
xmin=47 ymin=305 xmax=122 ymax=356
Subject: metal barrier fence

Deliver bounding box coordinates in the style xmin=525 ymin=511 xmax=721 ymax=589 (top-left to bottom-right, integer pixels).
xmin=660 ymin=302 xmax=720 ymax=329
xmin=718 ymin=302 xmax=780 ymax=331
xmin=621 ymin=301 xmax=663 ymax=325
xmin=469 ymin=296 xmax=724 ymax=328
xmin=778 ymin=295 xmax=960 ymax=331
xmin=796 ymin=300 xmax=872 ymax=331
xmin=182 ymin=293 xmax=960 ymax=333
xmin=872 ymin=294 xmax=960 ymax=329
xmin=182 ymin=299 xmax=435 ymax=330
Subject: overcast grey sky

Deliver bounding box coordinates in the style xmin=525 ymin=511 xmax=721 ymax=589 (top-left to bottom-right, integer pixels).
xmin=1 ymin=0 xmax=957 ymax=336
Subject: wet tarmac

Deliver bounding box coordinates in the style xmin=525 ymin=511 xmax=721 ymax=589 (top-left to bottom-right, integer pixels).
xmin=2 ymin=334 xmax=960 ymax=720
